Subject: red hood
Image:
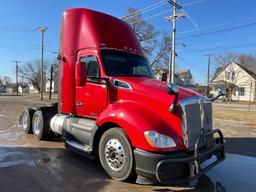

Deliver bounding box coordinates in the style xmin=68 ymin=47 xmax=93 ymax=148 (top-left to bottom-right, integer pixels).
xmin=113 ymin=77 xmax=197 ymax=101
xmin=107 ymin=77 xmax=198 ymax=151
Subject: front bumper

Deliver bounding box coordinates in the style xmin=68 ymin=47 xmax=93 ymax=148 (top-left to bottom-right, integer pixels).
xmin=134 ymin=129 xmax=225 ymax=184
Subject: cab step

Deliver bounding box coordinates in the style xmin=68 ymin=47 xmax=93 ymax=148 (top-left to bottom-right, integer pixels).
xmin=65 ymin=139 xmax=94 ymax=159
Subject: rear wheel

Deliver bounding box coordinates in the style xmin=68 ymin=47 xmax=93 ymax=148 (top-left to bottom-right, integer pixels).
xmin=32 ymin=110 xmax=50 ymax=140
xmin=20 ymin=108 xmax=35 ymax=134
xmin=99 ymin=128 xmax=136 ymax=182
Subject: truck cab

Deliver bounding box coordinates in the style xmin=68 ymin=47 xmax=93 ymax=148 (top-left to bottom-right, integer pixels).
xmin=20 ymin=8 xmax=225 ymax=184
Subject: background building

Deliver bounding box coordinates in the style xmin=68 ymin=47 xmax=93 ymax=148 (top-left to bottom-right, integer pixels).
xmin=210 ymin=62 xmax=256 ymax=101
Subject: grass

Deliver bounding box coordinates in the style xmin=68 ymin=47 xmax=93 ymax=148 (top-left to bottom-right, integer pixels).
xmin=213 ymin=109 xmax=256 ymax=124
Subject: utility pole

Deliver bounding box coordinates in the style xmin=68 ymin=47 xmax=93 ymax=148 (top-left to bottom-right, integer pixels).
xmin=166 ymin=0 xmax=185 ymax=83
xmin=38 ymin=27 xmax=47 ymax=101
xmin=49 ymin=65 xmax=53 ymax=100
xmin=205 ymin=54 xmax=213 ymax=97
xmin=248 ymin=80 xmax=253 ymax=111
xmin=12 ymin=60 xmax=21 ymax=95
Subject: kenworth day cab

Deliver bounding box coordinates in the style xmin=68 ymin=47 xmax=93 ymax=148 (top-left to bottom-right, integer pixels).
xmin=20 ymin=8 xmax=225 ymax=184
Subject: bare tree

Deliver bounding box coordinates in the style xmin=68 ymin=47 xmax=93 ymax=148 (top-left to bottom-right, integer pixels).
xmin=0 ymin=75 xmax=12 ymax=85
xmin=239 ymin=54 xmax=256 ymax=65
xmin=19 ymin=59 xmax=49 ymax=93
xmin=123 ymin=7 xmax=171 ymax=69
xmin=215 ymin=52 xmax=238 ymax=67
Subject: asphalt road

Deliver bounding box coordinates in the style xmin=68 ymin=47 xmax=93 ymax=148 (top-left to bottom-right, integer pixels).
xmin=1 ymin=95 xmax=256 ymax=192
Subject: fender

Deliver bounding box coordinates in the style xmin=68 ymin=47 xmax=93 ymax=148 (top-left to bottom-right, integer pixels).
xmin=95 ymin=100 xmax=185 ymax=152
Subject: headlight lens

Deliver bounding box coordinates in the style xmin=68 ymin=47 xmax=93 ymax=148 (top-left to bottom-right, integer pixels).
xmin=144 ymin=130 xmax=176 ymax=148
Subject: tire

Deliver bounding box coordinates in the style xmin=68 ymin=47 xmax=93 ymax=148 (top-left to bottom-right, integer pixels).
xmin=32 ymin=110 xmax=50 ymax=140
xmin=20 ymin=108 xmax=35 ymax=134
xmin=99 ymin=128 xmax=136 ymax=182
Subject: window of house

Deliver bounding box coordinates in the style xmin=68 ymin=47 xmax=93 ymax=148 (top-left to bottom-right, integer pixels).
xmin=238 ymin=87 xmax=245 ymax=96
xmin=226 ymin=72 xmax=231 ymax=80
xmin=231 ymin=72 xmax=235 ymax=81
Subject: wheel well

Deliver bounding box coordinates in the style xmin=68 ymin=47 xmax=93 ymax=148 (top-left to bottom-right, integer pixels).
xmin=92 ymin=122 xmax=120 ymax=158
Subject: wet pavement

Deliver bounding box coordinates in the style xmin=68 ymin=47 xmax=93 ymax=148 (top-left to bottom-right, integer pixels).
xmin=0 ymin=95 xmax=256 ymax=191
xmin=0 ymin=147 xmax=256 ymax=192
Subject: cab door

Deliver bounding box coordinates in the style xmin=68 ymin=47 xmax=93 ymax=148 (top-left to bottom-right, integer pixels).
xmin=75 ymin=54 xmax=108 ymax=118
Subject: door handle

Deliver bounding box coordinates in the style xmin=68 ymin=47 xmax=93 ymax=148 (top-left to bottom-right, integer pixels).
xmin=76 ymin=101 xmax=84 ymax=106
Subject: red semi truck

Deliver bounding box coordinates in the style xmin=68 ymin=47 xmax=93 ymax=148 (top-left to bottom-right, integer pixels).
xmin=20 ymin=8 xmax=225 ymax=184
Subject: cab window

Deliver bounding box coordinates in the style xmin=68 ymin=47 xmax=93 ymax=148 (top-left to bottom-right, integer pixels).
xmin=80 ymin=56 xmax=100 ymax=82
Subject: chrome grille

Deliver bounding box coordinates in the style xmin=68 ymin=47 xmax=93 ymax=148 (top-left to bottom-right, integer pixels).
xmin=179 ymin=96 xmax=213 ymax=150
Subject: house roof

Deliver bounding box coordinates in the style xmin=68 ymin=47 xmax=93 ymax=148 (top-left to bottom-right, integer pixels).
xmin=176 ymin=70 xmax=192 ymax=78
xmin=212 ymin=67 xmax=223 ymax=80
xmin=211 ymin=62 xmax=256 ymax=81
xmin=5 ymin=83 xmax=17 ymax=88
xmin=238 ymin=64 xmax=256 ymax=79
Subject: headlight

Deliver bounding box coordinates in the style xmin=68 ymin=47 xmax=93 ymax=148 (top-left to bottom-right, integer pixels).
xmin=144 ymin=131 xmax=176 ymax=148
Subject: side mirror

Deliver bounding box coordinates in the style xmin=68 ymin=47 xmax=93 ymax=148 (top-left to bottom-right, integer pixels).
xmin=167 ymin=83 xmax=179 ymax=113
xmin=167 ymin=83 xmax=179 ymax=95
xmin=75 ymin=61 xmax=86 ymax=86
xmin=218 ymin=88 xmax=226 ymax=96
xmin=210 ymin=88 xmax=226 ymax=102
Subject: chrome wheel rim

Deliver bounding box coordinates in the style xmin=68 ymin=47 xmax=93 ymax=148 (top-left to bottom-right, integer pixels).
xmin=104 ymin=139 xmax=125 ymax=171
xmin=22 ymin=112 xmax=28 ymax=131
xmin=33 ymin=115 xmax=40 ymax=135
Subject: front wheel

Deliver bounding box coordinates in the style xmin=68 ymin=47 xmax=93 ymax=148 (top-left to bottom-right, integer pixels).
xmin=99 ymin=128 xmax=136 ymax=182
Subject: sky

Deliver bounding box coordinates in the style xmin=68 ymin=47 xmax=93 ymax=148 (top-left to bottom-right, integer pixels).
xmin=1 ymin=0 xmax=256 ymax=85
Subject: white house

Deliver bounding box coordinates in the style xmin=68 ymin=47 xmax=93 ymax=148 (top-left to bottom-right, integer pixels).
xmin=45 ymin=80 xmax=58 ymax=93
xmin=5 ymin=84 xmax=17 ymax=94
xmin=18 ymin=83 xmax=30 ymax=93
xmin=210 ymin=62 xmax=256 ymax=101
xmin=28 ymin=83 xmax=39 ymax=93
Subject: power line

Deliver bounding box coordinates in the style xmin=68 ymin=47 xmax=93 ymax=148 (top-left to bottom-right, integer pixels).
xmin=176 ymin=55 xmax=206 ymax=73
xmin=125 ymin=0 xmax=207 ymax=23
xmin=179 ymin=23 xmax=224 ymax=34
xmin=182 ymin=9 xmax=199 ymax=28
xmin=179 ymin=0 xmax=206 ymax=29
xmin=131 ymin=8 xmax=198 ymax=26
xmin=121 ymin=0 xmax=167 ymax=19
xmin=183 ymin=0 xmax=207 ymax=7
xmin=178 ymin=21 xmax=256 ymax=39
xmin=178 ymin=43 xmax=256 ymax=53
xmin=179 ymin=18 xmax=256 ymax=34
xmin=130 ymin=10 xmax=170 ymax=24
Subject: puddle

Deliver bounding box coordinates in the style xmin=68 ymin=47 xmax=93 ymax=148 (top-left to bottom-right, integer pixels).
xmin=0 ymin=156 xmax=58 ymax=168
xmin=0 ymin=148 xmax=61 ymax=168
xmin=0 ymin=159 xmax=35 ymax=168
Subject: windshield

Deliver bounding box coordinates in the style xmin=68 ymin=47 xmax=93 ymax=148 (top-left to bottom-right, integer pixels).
xmin=101 ymin=50 xmax=153 ymax=78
